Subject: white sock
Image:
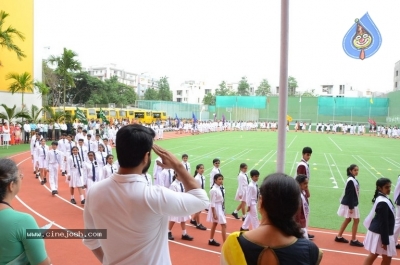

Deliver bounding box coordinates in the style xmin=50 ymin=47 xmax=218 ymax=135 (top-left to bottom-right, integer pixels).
xmin=234 ymin=210 xmax=238 ymax=213
xmin=80 ymin=195 xmax=84 ymax=200
xmin=182 ymin=230 xmax=187 ymax=235
xmin=71 ymin=195 xmax=74 ymax=199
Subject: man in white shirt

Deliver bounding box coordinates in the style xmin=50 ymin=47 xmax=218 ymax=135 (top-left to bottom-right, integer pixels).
xmin=83 ymin=124 xmax=209 ymax=265
xmin=23 ymin=121 xmax=31 ymax=144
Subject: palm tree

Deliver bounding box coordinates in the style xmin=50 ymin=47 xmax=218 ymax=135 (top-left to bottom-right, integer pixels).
xmin=0 ymin=104 xmax=30 ymax=124
xmin=0 ymin=10 xmax=26 ymax=66
xmin=35 ymin=81 xmax=50 ymax=106
xmin=6 ymin=72 xmax=34 ymax=110
xmin=47 ymin=48 xmax=82 ymax=111
xmin=43 ymin=106 xmax=65 ymax=123
xmin=24 ymin=105 xmax=44 ymax=123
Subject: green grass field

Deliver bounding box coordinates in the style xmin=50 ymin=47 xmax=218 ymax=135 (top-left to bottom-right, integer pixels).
xmin=3 ymin=132 xmax=399 ymax=233
xmin=151 ymin=131 xmax=400 ymax=233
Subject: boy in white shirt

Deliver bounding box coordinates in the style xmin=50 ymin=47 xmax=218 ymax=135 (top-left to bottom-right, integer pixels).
xmin=182 ymin=154 xmax=191 ymax=172
xmin=241 ymin=170 xmax=260 ymax=231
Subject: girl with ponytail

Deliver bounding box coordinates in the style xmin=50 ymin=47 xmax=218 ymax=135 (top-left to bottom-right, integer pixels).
xmin=335 ymin=164 xmax=363 ymax=247
xmin=363 ymin=178 xmax=395 ymax=265
xmin=221 ymin=173 xmax=322 ymax=265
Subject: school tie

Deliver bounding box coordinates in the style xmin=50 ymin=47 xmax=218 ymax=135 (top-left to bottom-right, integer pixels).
xmin=220 ymin=186 xmax=225 ymax=210
xmin=101 ymin=154 xmax=105 ymax=165
xmin=168 ymin=170 xmax=172 ymax=184
xmin=185 ymin=163 xmax=188 ymax=171
xmin=92 ymin=162 xmax=96 ymax=181
xmin=110 ymin=165 xmax=113 ymax=173
xmin=42 ymin=146 xmax=46 ymax=159
xmin=246 ymin=174 xmax=249 ymax=184
xmin=180 ymin=182 xmax=184 ymax=192
xmin=75 ymin=155 xmax=81 ymax=176
xmin=69 ymin=142 xmax=72 ymax=154
xmin=256 ymin=183 xmax=259 ymax=202
xmin=88 ymin=142 xmax=91 ymax=152
xmin=218 ymin=168 xmax=221 ymax=173
xmin=54 ymin=151 xmax=58 ymax=164
xmin=201 ymin=175 xmax=204 ymax=189
xmin=80 ymin=148 xmax=85 ymax=161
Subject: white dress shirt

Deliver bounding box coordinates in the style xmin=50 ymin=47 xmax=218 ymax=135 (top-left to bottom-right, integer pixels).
xmin=83 ymin=173 xmax=209 ymax=265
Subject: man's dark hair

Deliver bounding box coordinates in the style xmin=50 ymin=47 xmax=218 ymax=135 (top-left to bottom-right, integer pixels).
xmin=302 ymin=147 xmax=312 ymax=154
xmin=116 ymin=124 xmax=155 ymax=168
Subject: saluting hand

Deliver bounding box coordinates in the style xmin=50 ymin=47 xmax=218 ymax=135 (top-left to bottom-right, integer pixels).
xmin=152 ymin=145 xmax=181 ymax=170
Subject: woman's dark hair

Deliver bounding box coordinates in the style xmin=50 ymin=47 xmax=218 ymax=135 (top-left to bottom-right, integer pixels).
xmin=212 ymin=158 xmax=220 ymax=164
xmin=346 ymin=164 xmax=358 ymax=176
xmin=116 ymin=124 xmax=155 ymax=168
xmin=211 ymin=173 xmax=223 ymax=188
xmin=98 ymin=144 xmax=105 ymax=151
xmin=259 ymin=173 xmax=303 ymax=238
xmin=193 ymin=164 xmax=204 ymax=177
xmin=372 ymin=178 xmax=392 ymax=203
xmin=87 ymin=151 xmax=96 ymax=157
xmin=295 ymin=174 xmax=308 ymax=184
xmin=0 ymin=159 xmax=19 ymax=201
xmin=239 ymin=163 xmax=247 ymax=173
xmin=106 ymin=154 xmax=114 ymax=163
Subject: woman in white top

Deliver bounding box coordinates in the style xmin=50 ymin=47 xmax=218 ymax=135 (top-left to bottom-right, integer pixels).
xmin=95 ymin=144 xmax=107 ymax=179
xmin=2 ymin=122 xmax=11 ymax=144
xmin=167 ymin=173 xmax=194 ymax=241
xmin=102 ymin=154 xmax=116 ymax=180
xmin=190 ymin=164 xmax=207 ymax=230
xmin=67 ymin=146 xmax=85 ymax=205
xmin=233 ymin=163 xmax=249 ymax=221
xmin=207 ymin=173 xmax=226 ymax=247
xmin=84 ymin=151 xmax=100 ymax=192
xmin=36 ymin=139 xmax=49 ymax=185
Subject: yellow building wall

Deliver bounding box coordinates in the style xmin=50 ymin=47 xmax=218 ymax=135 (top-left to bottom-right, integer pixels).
xmin=0 ymin=0 xmax=34 ymax=92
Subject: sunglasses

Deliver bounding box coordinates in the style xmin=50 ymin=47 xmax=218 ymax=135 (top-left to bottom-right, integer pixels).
xmin=214 ymin=162 xmax=220 ymax=164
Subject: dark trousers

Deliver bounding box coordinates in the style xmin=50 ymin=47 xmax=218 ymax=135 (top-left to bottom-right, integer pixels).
xmin=48 ymin=129 xmax=53 ymax=140
xmin=24 ymin=131 xmax=30 ymax=143
xmin=55 ymin=129 xmax=60 ymax=141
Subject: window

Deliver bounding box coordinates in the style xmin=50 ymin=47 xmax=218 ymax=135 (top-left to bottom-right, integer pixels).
xmin=396 ymin=82 xmax=398 ymax=88
xmin=177 ymin=98 xmax=182 ymax=102
xmin=396 ymin=70 xmax=399 ymax=76
xmin=177 ymin=90 xmax=182 ymax=96
xmin=205 ymin=89 xmax=211 ymax=94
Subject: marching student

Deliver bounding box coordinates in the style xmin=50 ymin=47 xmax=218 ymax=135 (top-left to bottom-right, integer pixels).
xmin=102 ymin=154 xmax=117 ymax=180
xmin=67 ymin=146 xmax=85 ymax=205
xmin=84 ymin=151 xmax=100 ymax=192
xmin=363 ymin=178 xmax=396 ymax=265
xmin=167 ymin=173 xmax=194 ymax=241
xmin=393 ymin=174 xmax=400 ymax=248
xmin=159 ymin=168 xmax=175 ymax=188
xmin=95 ymin=144 xmax=107 ymax=180
xmin=58 ymin=133 xmax=68 ymax=176
xmin=77 ymin=139 xmax=88 ymax=163
xmin=232 ymin=163 xmax=249 ymax=221
xmin=207 ymin=173 xmax=227 ymax=246
xmin=190 ymin=164 xmax=207 ymax=230
xmin=182 ymin=154 xmax=191 ymax=172
xmin=85 ymin=134 xmax=95 ymax=153
xmin=335 ymin=164 xmax=363 ymax=247
xmin=240 ymin=170 xmax=260 ymax=231
xmin=36 ymin=138 xmax=49 ymax=185
xmin=74 ymin=127 xmax=84 ymax=143
xmin=30 ymin=130 xmax=41 ymax=177
xmin=152 ymin=157 xmax=163 ymax=186
xmin=210 ymin=158 xmax=221 ymax=189
xmin=93 ymin=134 xmax=102 ymax=154
xmin=294 ymin=174 xmax=310 ymax=239
xmin=296 ymin=147 xmax=312 ymax=198
xmin=46 ymin=141 xmax=63 ymax=195
xmin=103 ymin=138 xmax=112 ymax=155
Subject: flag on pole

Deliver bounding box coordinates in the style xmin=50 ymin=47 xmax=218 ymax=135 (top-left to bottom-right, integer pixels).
xmin=192 ymin=112 xmax=198 ymax=123
xmin=76 ymin=108 xmax=88 ymax=124
xmin=370 ymin=97 xmax=374 ymax=104
xmin=99 ymin=108 xmax=109 ymax=124
xmin=286 ymin=115 xmax=293 ymax=122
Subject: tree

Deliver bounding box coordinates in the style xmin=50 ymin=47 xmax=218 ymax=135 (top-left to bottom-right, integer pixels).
xmin=157 ymin=76 xmax=172 ymax=101
xmin=43 ymin=106 xmax=65 ymax=123
xmin=237 ymin=76 xmax=250 ymax=96
xmin=215 ymin=81 xmax=233 ymax=96
xmin=255 ymin=79 xmax=271 ymax=96
xmin=288 ymin=76 xmax=298 ymax=96
xmin=301 ymin=89 xmax=318 ymax=97
xmin=6 ymin=72 xmax=34 ymax=110
xmin=0 ymin=11 xmax=26 ymax=67
xmin=34 ymin=81 xmax=51 ymax=107
xmin=24 ymin=105 xmax=44 ymax=123
xmin=68 ymin=71 xmax=103 ymax=104
xmin=203 ymin=93 xmax=216 ymax=105
xmin=0 ymin=104 xmax=29 ymax=123
xmin=144 ymin=88 xmax=158 ymax=100
xmin=47 ymin=48 xmax=82 ymax=110
xmin=42 ymin=60 xmax=62 ymax=106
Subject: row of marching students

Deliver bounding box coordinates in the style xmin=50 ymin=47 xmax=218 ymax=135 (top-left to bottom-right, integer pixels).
xmin=30 ymin=128 xmax=118 ymax=205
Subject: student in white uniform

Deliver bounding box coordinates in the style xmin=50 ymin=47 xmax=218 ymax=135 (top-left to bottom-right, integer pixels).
xmin=77 ymin=139 xmax=89 ymax=163
xmin=46 ymin=141 xmax=63 ymax=195
xmin=207 ymin=173 xmax=226 ymax=246
xmin=36 ymin=138 xmax=49 ymax=185
xmin=95 ymin=144 xmax=107 ymax=180
xmin=363 ymin=178 xmax=396 ymax=265
xmin=103 ymin=138 xmax=112 ymax=156
xmin=67 ymin=146 xmax=85 ymax=205
xmin=102 ymin=154 xmax=117 ymax=180
xmin=167 ymin=173 xmax=194 ymax=241
xmin=232 ymin=163 xmax=249 ymax=221
xmin=181 ymin=154 xmax=190 ymax=172
xmin=294 ymin=175 xmax=310 ymax=239
xmin=84 ymin=151 xmax=100 ymax=192
xmin=393 ymin=174 xmax=400 ymax=248
xmin=58 ymin=134 xmax=68 ymax=176
xmin=240 ymin=170 xmax=260 ymax=231
xmin=190 ymin=164 xmax=207 ymax=230
xmin=30 ymin=130 xmax=42 ymax=176
xmin=159 ymin=168 xmax=175 ymax=188
xmin=210 ymin=158 xmax=221 ymax=189
xmin=85 ymin=134 xmax=95 ymax=153
xmin=152 ymin=157 xmax=163 ymax=186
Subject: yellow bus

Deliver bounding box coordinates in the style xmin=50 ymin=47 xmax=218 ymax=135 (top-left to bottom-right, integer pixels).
xmin=152 ymin=111 xmax=167 ymax=123
xmin=116 ymin=108 xmax=128 ymax=120
xmin=133 ymin=109 xmax=153 ymax=124
xmin=49 ymin=107 xmax=88 ymax=122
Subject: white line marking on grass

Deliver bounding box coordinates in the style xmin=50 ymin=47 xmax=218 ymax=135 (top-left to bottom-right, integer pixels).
xmin=352 ymin=155 xmax=379 ymax=180
xmin=382 ymin=157 xmax=400 ymax=169
xmin=328 ymin=137 xmax=342 ymax=151
xmin=324 ymin=153 xmax=338 ymax=188
xmin=249 ymin=150 xmax=273 ymax=171
xmin=287 ymin=135 xmax=297 ymax=149
xmin=329 ymin=154 xmax=345 ymax=184
xmin=289 ymin=152 xmax=299 ymax=176
xmin=357 ymin=155 xmax=386 ymax=178
xmin=254 ymin=151 xmax=277 ymax=172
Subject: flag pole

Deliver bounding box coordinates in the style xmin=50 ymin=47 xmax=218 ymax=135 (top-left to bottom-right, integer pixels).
xmin=276 ymin=0 xmax=289 ymax=174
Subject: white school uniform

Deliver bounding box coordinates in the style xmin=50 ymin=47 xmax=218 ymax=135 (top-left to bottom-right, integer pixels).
xmin=95 ymin=151 xmax=107 ymax=179
xmin=36 ymin=145 xmax=49 ymax=168
xmin=242 ymin=180 xmax=260 ymax=230
xmin=210 ymin=167 xmax=221 ymax=189
xmin=168 ymin=180 xmax=190 ymax=223
xmin=207 ymin=184 xmax=226 ymax=224
xmin=67 ymin=155 xmax=85 ymax=188
xmin=84 ymin=160 xmax=100 ymax=191
xmin=235 ymin=172 xmax=249 ymax=202
xmin=143 ymin=173 xmax=152 ymax=186
xmin=159 ymin=169 xmax=174 ymax=188
xmin=152 ymin=157 xmax=163 ymax=186
xmin=46 ymin=149 xmax=63 ymax=191
xmin=194 ymin=173 xmax=206 ymax=190
xmin=77 ymin=145 xmax=89 ymax=163
xmin=182 ymin=161 xmax=191 ymax=172
xmin=30 ymin=135 xmax=42 ymax=169
xmin=337 ymin=177 xmax=360 ymax=218
xmin=58 ymin=138 xmax=67 ymax=172
xmin=393 ymin=175 xmax=400 ymax=241
xmin=102 ymin=163 xmax=117 ymax=180
xmin=86 ymin=140 xmax=96 ymax=153
xmin=103 ymin=144 xmax=113 ymax=155
xmin=299 ymin=191 xmax=310 ymax=239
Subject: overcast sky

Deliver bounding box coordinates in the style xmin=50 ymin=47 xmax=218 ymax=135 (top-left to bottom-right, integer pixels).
xmin=34 ymin=0 xmax=400 ymax=93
